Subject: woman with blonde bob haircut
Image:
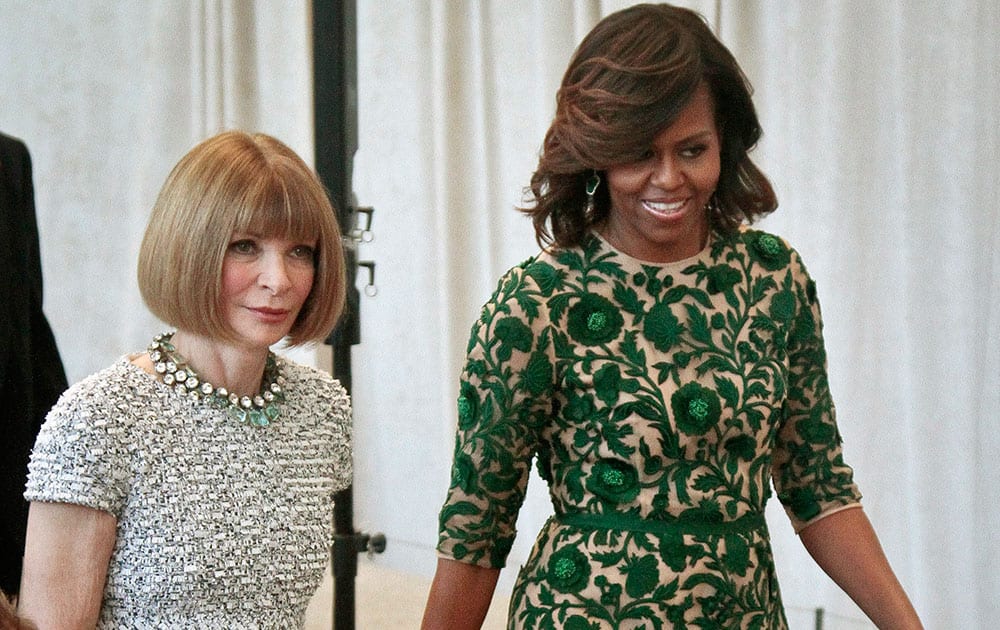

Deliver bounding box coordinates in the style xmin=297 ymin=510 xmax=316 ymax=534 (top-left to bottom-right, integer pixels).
xmin=19 ymin=130 xmax=354 ymax=629
xmin=138 ymin=130 xmax=345 ymax=345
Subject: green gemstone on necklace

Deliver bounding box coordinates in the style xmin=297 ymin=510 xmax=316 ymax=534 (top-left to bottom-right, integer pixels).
xmin=150 ymin=331 xmax=284 ymax=427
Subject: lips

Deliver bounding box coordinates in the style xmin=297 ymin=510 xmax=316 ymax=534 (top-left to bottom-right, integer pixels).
xmin=642 ymin=199 xmax=688 ymax=218
xmin=248 ymin=306 xmax=291 ymax=323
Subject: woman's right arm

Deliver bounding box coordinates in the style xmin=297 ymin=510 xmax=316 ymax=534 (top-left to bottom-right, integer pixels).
xmin=18 ymin=501 xmax=117 ymax=630
xmin=421 ymin=557 xmax=500 ymax=630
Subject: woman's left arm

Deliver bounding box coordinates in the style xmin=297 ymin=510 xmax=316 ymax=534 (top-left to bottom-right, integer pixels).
xmin=799 ymin=507 xmax=923 ymax=630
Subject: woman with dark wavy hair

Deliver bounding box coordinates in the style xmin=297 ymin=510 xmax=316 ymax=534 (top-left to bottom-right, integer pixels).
xmin=423 ymin=4 xmax=922 ymax=629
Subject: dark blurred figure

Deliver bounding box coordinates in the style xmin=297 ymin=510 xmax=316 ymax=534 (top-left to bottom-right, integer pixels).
xmin=0 ymin=132 xmax=68 ymax=596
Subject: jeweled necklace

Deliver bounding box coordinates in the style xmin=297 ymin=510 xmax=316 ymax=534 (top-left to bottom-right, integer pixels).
xmin=148 ymin=332 xmax=286 ymax=427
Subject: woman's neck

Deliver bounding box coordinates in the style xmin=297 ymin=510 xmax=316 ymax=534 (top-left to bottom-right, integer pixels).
xmin=169 ymin=330 xmax=270 ymax=396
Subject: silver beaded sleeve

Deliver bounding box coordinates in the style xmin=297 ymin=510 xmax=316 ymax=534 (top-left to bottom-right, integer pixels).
xmin=25 ymin=356 xmax=352 ymax=629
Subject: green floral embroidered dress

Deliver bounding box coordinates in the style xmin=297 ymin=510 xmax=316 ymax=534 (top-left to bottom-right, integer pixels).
xmin=436 ymin=228 xmax=862 ymax=629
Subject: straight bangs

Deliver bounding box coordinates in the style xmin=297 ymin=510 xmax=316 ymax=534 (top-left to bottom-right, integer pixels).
xmin=226 ymin=156 xmax=345 ymax=346
xmin=230 ymin=162 xmax=329 ymax=244
xmin=139 ymin=130 xmax=345 ymax=346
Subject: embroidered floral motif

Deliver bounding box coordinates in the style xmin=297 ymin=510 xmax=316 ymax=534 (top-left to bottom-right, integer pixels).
xmin=659 ymin=529 xmax=693 ymax=572
xmin=567 ymin=294 xmax=624 ymax=345
xmin=782 ymin=487 xmax=822 ymax=521
xmin=564 ymin=615 xmax=597 ymax=630
xmin=525 ymin=260 xmax=561 ymax=296
xmin=643 ymin=301 xmax=684 ymax=351
xmin=593 ymin=364 xmax=639 ymax=406
xmin=706 ymin=264 xmax=741 ymax=294
xmin=623 ymin=554 xmax=661 ymax=598
xmin=747 ymin=231 xmax=791 ymax=270
xmin=452 ymin=452 xmax=477 ymax=494
xmin=671 ymin=383 xmax=722 ymax=436
xmin=521 ymin=352 xmax=553 ymax=396
xmin=494 ymin=316 xmax=533 ymax=360
xmin=456 ymin=382 xmax=479 ymax=430
xmin=548 ymin=546 xmax=591 ymax=592
xmin=587 ymin=458 xmax=641 ymax=504
xmin=770 ymin=289 xmax=796 ymax=322
xmin=723 ymin=533 xmax=752 ymax=576
xmin=724 ymin=434 xmax=757 ymax=461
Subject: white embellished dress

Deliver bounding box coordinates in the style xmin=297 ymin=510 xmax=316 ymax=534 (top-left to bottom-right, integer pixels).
xmin=24 ymin=356 xmax=353 ymax=629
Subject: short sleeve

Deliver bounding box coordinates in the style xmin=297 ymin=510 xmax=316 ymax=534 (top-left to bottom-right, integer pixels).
xmin=435 ymin=262 xmax=553 ymax=569
xmin=24 ymin=385 xmax=132 ymax=517
xmin=328 ymin=380 xmax=354 ymax=493
xmin=771 ymin=251 xmax=862 ymax=532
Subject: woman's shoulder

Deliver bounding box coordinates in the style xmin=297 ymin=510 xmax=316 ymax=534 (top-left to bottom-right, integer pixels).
xmin=277 ymin=356 xmax=349 ymax=405
xmin=49 ymin=356 xmax=156 ymax=419
xmin=724 ymin=225 xmax=810 ymax=273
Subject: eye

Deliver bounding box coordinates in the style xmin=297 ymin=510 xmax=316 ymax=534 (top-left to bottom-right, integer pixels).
xmin=229 ymin=239 xmax=258 ymax=255
xmin=290 ymin=244 xmax=316 ymax=261
xmin=680 ymin=144 xmax=708 ymax=159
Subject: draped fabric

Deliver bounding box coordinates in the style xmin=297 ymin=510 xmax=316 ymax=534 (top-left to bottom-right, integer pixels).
xmin=1 ymin=1 xmax=997 ymax=627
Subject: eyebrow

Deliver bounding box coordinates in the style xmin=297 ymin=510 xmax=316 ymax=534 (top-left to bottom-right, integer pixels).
xmin=676 ymin=130 xmax=716 ymax=144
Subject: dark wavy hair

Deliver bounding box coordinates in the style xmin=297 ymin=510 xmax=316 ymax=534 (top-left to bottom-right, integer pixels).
xmin=520 ymin=3 xmax=777 ymax=248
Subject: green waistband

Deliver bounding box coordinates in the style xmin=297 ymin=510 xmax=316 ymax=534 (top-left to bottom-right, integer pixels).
xmin=556 ymin=511 xmax=767 ymax=537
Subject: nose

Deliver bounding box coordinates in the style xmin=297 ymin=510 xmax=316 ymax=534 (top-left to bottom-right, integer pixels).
xmin=258 ymin=253 xmax=292 ymax=295
xmin=650 ymin=155 xmax=684 ymax=190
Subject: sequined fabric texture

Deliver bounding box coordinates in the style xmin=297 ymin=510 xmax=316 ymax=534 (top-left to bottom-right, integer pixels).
xmin=25 ymin=356 xmax=352 ymax=629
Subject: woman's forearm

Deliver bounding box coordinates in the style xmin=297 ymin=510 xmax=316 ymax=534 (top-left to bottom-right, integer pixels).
xmin=799 ymin=507 xmax=922 ymax=630
xmin=421 ymin=557 xmax=501 ymax=630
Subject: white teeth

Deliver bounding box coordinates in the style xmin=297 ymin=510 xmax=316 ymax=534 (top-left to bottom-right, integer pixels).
xmin=642 ymin=200 xmax=685 ymax=214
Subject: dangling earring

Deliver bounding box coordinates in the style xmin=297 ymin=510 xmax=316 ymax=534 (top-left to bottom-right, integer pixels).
xmin=706 ymin=193 xmax=720 ymax=220
xmin=585 ymin=171 xmax=600 ymax=216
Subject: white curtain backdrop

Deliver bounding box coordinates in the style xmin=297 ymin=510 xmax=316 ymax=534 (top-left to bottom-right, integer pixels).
xmin=2 ymin=1 xmax=997 ymax=628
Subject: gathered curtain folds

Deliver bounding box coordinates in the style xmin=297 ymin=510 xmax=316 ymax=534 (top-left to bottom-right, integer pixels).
xmin=1 ymin=1 xmax=996 ymax=628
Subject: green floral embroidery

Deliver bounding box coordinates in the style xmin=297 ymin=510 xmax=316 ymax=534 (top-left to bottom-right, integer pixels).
xmin=643 ymin=301 xmax=683 ymax=351
xmin=671 ymin=383 xmax=722 ymax=436
xmin=724 ymin=434 xmax=757 ymax=461
xmin=452 ymin=452 xmax=477 ymax=494
xmin=659 ymin=530 xmax=691 ymax=572
xmin=564 ymin=616 xmax=597 ymax=630
xmin=567 ymin=294 xmax=624 ymax=345
xmin=706 ymin=264 xmax=741 ymax=294
xmin=521 ymin=351 xmax=553 ymax=396
xmin=723 ymin=533 xmax=751 ymax=575
xmin=456 ymin=382 xmax=479 ymax=430
xmin=623 ymin=555 xmax=661 ymax=598
xmin=593 ymin=364 xmax=639 ymax=406
xmin=796 ymin=411 xmax=837 ymax=444
xmin=438 ymin=229 xmax=859 ymax=629
xmin=747 ymin=231 xmax=791 ymax=270
xmin=783 ymin=487 xmax=821 ymax=521
xmin=770 ymin=289 xmax=796 ymax=322
xmin=525 ymin=260 xmax=561 ymax=296
xmin=494 ymin=316 xmax=533 ymax=360
xmin=790 ymin=309 xmax=816 ymax=344
xmin=587 ymin=458 xmax=641 ymax=504
xmin=548 ymin=546 xmax=591 ymax=592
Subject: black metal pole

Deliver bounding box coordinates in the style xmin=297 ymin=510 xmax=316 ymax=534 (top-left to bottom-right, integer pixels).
xmin=312 ymin=2 xmax=366 ymax=629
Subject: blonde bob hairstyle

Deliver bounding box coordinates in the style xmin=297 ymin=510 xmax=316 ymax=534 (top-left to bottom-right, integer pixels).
xmin=138 ymin=130 xmax=345 ymax=346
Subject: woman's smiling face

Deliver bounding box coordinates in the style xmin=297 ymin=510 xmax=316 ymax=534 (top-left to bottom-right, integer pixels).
xmin=601 ymin=83 xmax=721 ymax=263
